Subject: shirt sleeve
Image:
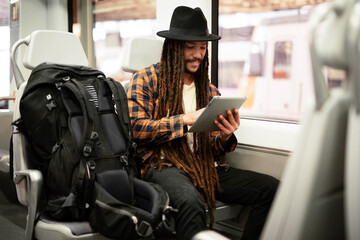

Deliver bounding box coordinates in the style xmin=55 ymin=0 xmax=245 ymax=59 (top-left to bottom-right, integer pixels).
xmin=127 ymin=66 xmax=186 ymax=146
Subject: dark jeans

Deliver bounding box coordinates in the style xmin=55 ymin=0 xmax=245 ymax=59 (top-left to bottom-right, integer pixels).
xmin=144 ymin=166 xmax=279 ymax=240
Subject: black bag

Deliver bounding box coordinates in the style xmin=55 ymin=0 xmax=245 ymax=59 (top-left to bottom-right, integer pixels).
xmin=14 ymin=62 xmax=138 ymax=220
xmin=89 ymin=169 xmax=174 ymax=239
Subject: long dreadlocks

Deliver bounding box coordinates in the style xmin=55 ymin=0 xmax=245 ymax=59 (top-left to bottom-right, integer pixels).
xmin=150 ymin=39 xmax=222 ymax=226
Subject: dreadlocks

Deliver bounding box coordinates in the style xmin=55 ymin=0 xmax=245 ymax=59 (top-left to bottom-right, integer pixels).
xmin=150 ymin=39 xmax=222 ymax=226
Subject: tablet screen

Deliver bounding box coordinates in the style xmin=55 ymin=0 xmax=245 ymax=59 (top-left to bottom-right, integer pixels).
xmin=188 ymin=96 xmax=247 ymax=132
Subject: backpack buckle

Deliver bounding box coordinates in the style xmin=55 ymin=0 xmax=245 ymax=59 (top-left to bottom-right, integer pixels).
xmin=90 ymin=131 xmax=98 ymax=140
xmin=136 ymin=221 xmax=152 ymax=237
xmin=11 ymin=118 xmax=25 ymax=133
xmin=46 ymin=100 xmax=57 ymax=111
xmin=120 ymin=155 xmax=128 ymax=165
xmin=131 ymin=141 xmax=137 ymax=150
xmin=83 ymin=145 xmax=92 ymax=157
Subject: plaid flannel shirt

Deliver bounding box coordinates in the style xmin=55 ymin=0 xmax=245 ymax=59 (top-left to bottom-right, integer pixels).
xmin=127 ymin=63 xmax=237 ymax=168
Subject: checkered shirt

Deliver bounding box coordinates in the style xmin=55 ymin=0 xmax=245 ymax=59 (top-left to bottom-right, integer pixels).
xmin=127 ymin=63 xmax=237 ymax=168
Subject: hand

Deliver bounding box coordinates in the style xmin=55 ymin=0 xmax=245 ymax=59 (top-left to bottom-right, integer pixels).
xmin=183 ymin=108 xmax=205 ymax=126
xmin=214 ymin=108 xmax=240 ymax=144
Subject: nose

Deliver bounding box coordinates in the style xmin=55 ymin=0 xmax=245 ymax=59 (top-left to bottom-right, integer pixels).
xmin=192 ymin=48 xmax=202 ymax=59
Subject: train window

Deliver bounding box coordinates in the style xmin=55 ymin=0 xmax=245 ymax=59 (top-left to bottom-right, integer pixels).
xmin=247 ymin=42 xmax=265 ymax=77
xmin=273 ymin=41 xmax=292 ymax=79
xmin=72 ymin=0 xmax=156 ymax=82
xmin=218 ymin=4 xmax=318 ymax=122
xmin=0 ymin=1 xmax=10 ymax=109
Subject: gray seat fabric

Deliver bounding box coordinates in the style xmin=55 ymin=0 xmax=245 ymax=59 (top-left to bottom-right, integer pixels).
xmin=260 ymin=2 xmax=353 ymax=240
xmin=39 ymin=216 xmax=96 ymax=236
xmin=344 ymin=2 xmax=360 ymax=240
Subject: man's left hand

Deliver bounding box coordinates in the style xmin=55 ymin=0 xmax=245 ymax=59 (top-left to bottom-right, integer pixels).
xmin=214 ymin=108 xmax=240 ymax=145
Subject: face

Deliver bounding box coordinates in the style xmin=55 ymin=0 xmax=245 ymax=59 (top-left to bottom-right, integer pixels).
xmin=184 ymin=41 xmax=207 ymax=74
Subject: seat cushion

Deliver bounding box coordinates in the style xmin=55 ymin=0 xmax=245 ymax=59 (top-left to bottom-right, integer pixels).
xmin=35 ymin=215 xmax=110 ymax=239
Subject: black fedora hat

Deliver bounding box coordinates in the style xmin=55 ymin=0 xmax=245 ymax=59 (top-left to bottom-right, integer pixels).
xmin=157 ymin=6 xmax=221 ymax=41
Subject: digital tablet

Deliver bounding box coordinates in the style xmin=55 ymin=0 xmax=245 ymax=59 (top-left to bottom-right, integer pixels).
xmin=188 ymin=96 xmax=248 ymax=132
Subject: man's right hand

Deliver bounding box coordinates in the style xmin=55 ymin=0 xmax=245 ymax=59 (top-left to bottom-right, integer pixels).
xmin=183 ymin=108 xmax=205 ymax=126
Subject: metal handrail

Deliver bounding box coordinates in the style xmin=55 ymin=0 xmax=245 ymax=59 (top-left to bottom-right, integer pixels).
xmin=10 ymin=36 xmax=31 ymax=89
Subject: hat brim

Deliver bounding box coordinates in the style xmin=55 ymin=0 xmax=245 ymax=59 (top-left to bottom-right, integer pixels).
xmin=157 ymin=30 xmax=221 ymax=41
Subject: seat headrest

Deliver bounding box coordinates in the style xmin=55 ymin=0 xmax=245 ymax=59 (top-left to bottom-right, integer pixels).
xmin=121 ymin=37 xmax=163 ymax=73
xmin=23 ymin=30 xmax=88 ymax=69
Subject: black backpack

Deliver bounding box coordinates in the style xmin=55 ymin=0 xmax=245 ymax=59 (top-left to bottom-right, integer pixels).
xmin=13 ymin=62 xmax=173 ymax=238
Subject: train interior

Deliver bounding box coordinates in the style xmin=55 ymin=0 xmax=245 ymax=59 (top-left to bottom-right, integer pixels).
xmin=0 ymin=0 xmax=359 ymax=239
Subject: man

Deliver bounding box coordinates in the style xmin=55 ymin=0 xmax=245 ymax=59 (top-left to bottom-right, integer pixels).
xmin=127 ymin=6 xmax=279 ymax=240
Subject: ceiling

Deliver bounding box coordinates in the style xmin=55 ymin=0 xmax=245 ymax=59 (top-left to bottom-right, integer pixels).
xmin=94 ymin=0 xmax=156 ymax=21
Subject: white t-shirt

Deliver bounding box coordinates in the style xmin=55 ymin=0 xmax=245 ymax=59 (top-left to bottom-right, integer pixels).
xmin=183 ymin=81 xmax=196 ymax=151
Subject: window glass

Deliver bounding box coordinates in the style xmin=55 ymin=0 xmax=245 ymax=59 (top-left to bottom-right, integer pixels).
xmin=0 ymin=1 xmax=10 ymax=108
xmin=73 ymin=0 xmax=157 ymax=83
xmin=93 ymin=19 xmax=157 ymax=82
xmin=218 ymin=5 xmax=318 ymax=122
xmin=273 ymin=41 xmax=292 ymax=79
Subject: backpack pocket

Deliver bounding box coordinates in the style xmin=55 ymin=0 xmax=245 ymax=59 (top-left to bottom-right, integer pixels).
xmin=90 ymin=180 xmax=154 ymax=239
xmin=20 ymin=85 xmax=62 ymax=163
xmin=47 ymin=130 xmax=80 ymax=195
xmin=46 ymin=131 xmax=89 ymax=220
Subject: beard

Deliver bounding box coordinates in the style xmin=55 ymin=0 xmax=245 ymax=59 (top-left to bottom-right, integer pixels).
xmin=184 ymin=58 xmax=201 ymax=74
xmin=185 ymin=67 xmax=197 ymax=74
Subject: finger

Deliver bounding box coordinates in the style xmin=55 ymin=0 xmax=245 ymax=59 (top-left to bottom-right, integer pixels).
xmin=218 ymin=114 xmax=232 ymax=129
xmin=214 ymin=119 xmax=227 ymax=132
xmin=224 ymin=110 xmax=238 ymax=130
xmin=226 ymin=110 xmax=235 ymax=124
xmin=233 ymin=108 xmax=240 ymax=126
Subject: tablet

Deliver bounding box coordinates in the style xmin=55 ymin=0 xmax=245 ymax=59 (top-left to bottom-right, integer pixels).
xmin=188 ymin=96 xmax=248 ymax=132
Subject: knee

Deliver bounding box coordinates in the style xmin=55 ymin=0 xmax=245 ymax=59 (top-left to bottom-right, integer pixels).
xmin=176 ymin=190 xmax=205 ymax=213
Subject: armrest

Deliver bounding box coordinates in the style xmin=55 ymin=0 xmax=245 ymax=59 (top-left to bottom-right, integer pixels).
xmin=192 ymin=230 xmax=230 ymax=240
xmin=14 ymin=169 xmax=43 ymax=240
xmin=0 ymin=153 xmax=9 ymax=173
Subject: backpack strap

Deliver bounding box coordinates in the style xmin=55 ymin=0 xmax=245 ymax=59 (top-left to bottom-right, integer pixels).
xmin=103 ymin=78 xmax=134 ymax=147
xmin=103 ymin=78 xmax=137 ymax=204
xmin=61 ymin=80 xmax=96 ymax=155
xmin=61 ymin=80 xmax=100 ymax=207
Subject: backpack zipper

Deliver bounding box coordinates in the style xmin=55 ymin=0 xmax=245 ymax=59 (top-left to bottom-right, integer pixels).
xmin=94 ymin=199 xmax=138 ymax=224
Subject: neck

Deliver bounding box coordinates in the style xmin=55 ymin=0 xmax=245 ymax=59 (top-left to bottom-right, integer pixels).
xmin=184 ymin=72 xmax=195 ymax=85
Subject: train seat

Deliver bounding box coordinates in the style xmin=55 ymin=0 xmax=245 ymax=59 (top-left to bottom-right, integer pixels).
xmin=260 ymin=2 xmax=352 ymax=240
xmin=0 ymin=110 xmax=13 ymax=173
xmin=344 ymin=3 xmax=360 ymax=240
xmin=10 ymin=30 xmax=109 ymax=240
xmin=121 ymin=37 xmax=163 ymax=73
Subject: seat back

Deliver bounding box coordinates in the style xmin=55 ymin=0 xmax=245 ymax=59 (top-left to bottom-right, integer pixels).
xmin=344 ymin=3 xmax=360 ymax=240
xmin=260 ymin=2 xmax=353 ymax=239
xmin=11 ymin=30 xmax=91 ymax=240
xmin=121 ymin=37 xmax=163 ymax=73
xmin=120 ymin=37 xmax=163 ymax=91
